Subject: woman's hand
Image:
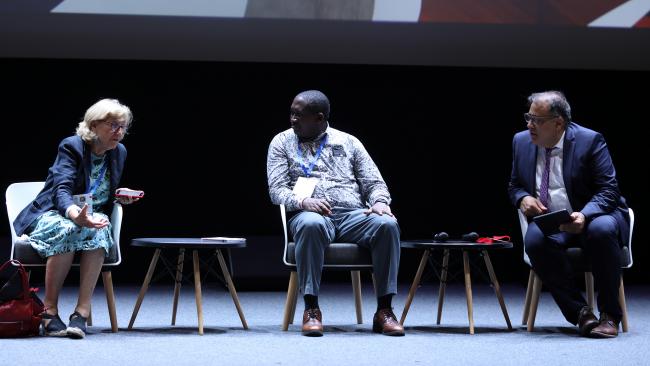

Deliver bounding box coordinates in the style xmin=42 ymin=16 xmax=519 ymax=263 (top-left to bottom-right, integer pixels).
xmin=70 ymin=204 xmax=109 ymax=228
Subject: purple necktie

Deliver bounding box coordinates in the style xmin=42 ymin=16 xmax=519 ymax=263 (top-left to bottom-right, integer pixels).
xmin=539 ymin=147 xmax=553 ymax=207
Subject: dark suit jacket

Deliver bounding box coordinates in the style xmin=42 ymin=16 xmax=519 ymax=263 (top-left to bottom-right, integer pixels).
xmin=13 ymin=135 xmax=127 ymax=236
xmin=508 ymin=122 xmax=629 ymax=244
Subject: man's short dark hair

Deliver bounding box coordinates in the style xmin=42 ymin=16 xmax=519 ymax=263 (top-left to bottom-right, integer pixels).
xmin=528 ymin=91 xmax=572 ymax=125
xmin=296 ymin=90 xmax=330 ymax=121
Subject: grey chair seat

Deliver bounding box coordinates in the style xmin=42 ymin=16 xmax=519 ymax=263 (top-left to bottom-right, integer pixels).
xmin=284 ymin=242 xmax=373 ymax=268
xmin=13 ymin=239 xmax=120 ymax=266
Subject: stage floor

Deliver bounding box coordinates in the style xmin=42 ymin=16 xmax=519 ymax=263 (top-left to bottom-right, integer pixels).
xmin=4 ymin=283 xmax=649 ymax=365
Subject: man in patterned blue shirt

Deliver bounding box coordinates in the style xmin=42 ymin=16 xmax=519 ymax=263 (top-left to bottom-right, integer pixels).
xmin=267 ymin=90 xmax=403 ymax=337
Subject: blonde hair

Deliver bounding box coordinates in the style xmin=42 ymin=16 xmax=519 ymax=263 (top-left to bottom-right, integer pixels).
xmin=76 ymin=98 xmax=133 ymax=142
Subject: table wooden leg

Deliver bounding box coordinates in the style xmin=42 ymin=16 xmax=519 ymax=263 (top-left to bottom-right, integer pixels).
xmin=436 ymin=249 xmax=450 ymax=325
xmin=351 ymin=270 xmax=363 ymax=324
xmin=400 ymin=249 xmax=430 ymax=325
xmin=193 ymin=250 xmax=204 ymax=335
xmin=482 ymin=250 xmax=512 ymax=330
xmin=128 ymin=248 xmax=161 ymax=329
xmin=171 ymin=248 xmax=185 ymax=326
xmin=216 ymin=249 xmax=248 ymax=329
xmin=463 ymin=250 xmax=474 ymax=334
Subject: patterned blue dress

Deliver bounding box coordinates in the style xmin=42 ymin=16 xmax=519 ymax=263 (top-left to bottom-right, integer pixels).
xmin=27 ymin=153 xmax=114 ymax=258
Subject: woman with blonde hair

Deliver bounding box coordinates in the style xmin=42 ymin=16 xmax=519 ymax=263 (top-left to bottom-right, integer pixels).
xmin=13 ymin=98 xmax=140 ymax=339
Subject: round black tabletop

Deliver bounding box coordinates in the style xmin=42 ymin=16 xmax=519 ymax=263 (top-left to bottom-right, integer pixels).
xmin=131 ymin=237 xmax=247 ymax=249
xmin=401 ymin=240 xmax=513 ymax=250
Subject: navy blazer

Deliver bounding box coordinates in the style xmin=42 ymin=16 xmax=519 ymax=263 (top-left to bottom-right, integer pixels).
xmin=13 ymin=135 xmax=127 ymax=236
xmin=508 ymin=122 xmax=629 ymax=244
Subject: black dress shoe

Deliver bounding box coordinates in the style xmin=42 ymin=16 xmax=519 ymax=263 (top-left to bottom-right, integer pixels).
xmin=577 ymin=306 xmax=599 ymax=337
xmin=590 ymin=313 xmax=619 ymax=338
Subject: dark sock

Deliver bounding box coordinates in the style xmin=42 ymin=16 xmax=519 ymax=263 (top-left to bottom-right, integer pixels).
xmin=377 ymin=294 xmax=393 ymax=311
xmin=304 ymin=295 xmax=319 ymax=310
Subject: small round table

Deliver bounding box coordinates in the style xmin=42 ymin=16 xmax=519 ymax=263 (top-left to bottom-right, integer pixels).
xmin=128 ymin=238 xmax=248 ymax=335
xmin=400 ymin=240 xmax=513 ymax=334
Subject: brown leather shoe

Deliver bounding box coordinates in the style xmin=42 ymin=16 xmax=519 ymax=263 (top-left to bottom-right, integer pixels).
xmin=577 ymin=306 xmax=599 ymax=337
xmin=590 ymin=313 xmax=619 ymax=338
xmin=373 ymin=308 xmax=405 ymax=336
xmin=302 ymin=308 xmax=323 ymax=337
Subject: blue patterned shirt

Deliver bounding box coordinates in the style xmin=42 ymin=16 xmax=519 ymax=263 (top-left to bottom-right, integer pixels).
xmin=267 ymin=126 xmax=392 ymax=212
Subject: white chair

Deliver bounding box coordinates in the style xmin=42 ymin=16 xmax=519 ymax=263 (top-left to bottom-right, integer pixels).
xmin=519 ymin=208 xmax=633 ymax=332
xmin=279 ymin=204 xmax=376 ymax=331
xmin=6 ymin=182 xmax=122 ymax=332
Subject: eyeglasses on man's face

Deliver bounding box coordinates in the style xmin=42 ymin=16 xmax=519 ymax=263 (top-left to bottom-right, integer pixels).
xmin=103 ymin=120 xmax=129 ymax=133
xmin=524 ymin=113 xmax=559 ymax=125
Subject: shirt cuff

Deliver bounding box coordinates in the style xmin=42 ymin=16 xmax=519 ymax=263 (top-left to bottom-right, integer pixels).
xmin=373 ymin=197 xmax=390 ymax=205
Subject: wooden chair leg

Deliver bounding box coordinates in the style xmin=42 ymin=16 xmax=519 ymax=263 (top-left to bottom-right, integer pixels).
xmin=400 ymin=249 xmax=429 ymax=325
xmin=87 ymin=304 xmax=93 ymax=326
xmin=527 ymin=272 xmax=542 ymax=332
xmin=282 ymin=271 xmax=299 ymax=331
xmin=522 ymin=269 xmax=535 ymax=325
xmin=102 ymin=271 xmax=118 ymax=332
xmin=351 ymin=270 xmax=363 ymax=324
xmin=619 ymin=276 xmax=629 ymax=332
xmin=192 ymin=250 xmax=204 ymax=335
xmin=585 ymin=272 xmax=595 ymax=309
xmin=216 ymin=249 xmax=248 ymax=329
xmin=128 ymin=248 xmax=161 ymax=329
xmin=289 ymin=285 xmax=298 ymax=325
xmin=462 ymin=251 xmax=474 ymax=335
xmin=436 ymin=249 xmax=450 ymax=325
xmin=171 ymin=248 xmax=185 ymax=326
xmin=482 ymin=251 xmax=512 ymax=330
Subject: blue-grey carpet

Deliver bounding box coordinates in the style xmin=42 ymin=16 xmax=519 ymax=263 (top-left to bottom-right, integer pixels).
xmin=3 ymin=282 xmax=648 ymax=366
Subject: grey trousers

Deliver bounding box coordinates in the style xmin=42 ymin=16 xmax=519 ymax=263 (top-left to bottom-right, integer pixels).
xmin=288 ymin=207 xmax=400 ymax=297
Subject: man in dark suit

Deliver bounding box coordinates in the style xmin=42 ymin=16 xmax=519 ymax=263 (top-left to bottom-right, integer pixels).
xmin=508 ymin=91 xmax=629 ymax=338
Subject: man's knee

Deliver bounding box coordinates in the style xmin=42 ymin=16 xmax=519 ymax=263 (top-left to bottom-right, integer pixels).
xmin=371 ymin=215 xmax=400 ymax=236
xmin=294 ymin=213 xmax=328 ymax=236
xmin=586 ymin=215 xmax=617 ymax=242
xmin=585 ymin=215 xmax=618 ymax=250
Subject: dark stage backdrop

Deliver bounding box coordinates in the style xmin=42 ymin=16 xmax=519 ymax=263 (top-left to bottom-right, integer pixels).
xmin=1 ymin=58 xmax=647 ymax=289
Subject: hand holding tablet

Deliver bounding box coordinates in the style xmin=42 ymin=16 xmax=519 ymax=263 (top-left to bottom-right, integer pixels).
xmin=533 ymin=209 xmax=572 ymax=236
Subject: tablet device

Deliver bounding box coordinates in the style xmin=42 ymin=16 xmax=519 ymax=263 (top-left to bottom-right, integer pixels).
xmin=533 ymin=209 xmax=572 ymax=236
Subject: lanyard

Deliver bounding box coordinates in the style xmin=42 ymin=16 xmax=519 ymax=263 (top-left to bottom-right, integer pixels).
xmin=86 ymin=161 xmax=108 ymax=195
xmin=297 ymin=135 xmax=327 ymax=177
